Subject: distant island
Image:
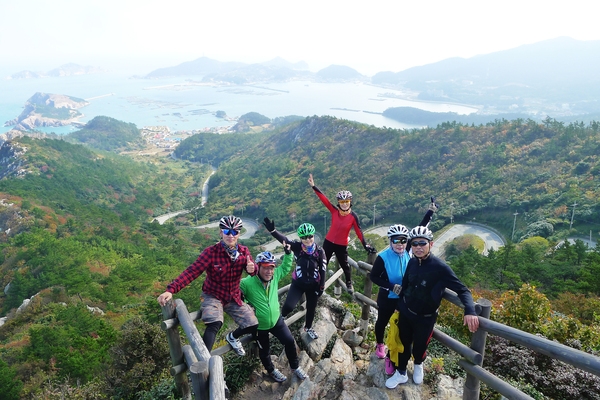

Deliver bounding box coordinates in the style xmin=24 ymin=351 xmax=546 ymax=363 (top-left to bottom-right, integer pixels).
xmin=7 ymin=63 xmax=106 ymax=80
xmin=144 ymin=56 xmax=366 ymax=84
xmin=4 ymin=92 xmax=89 ymax=131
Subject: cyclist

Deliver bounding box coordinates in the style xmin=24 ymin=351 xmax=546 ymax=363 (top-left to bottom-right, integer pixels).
xmin=307 ymin=173 xmax=375 ymax=294
xmin=157 ymin=215 xmax=258 ymax=356
xmin=240 ymin=247 xmax=308 ymax=382
xmin=370 ymin=200 xmax=437 ymax=372
xmin=386 ymin=225 xmax=479 ymax=389
xmin=263 ymin=218 xmax=325 ymax=340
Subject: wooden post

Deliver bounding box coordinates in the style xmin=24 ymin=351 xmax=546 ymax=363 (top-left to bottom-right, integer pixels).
xmin=183 ymin=345 xmax=206 ymax=400
xmin=463 ymin=298 xmax=492 ymax=400
xmin=209 ymin=356 xmax=226 ymax=400
xmin=175 ymin=299 xmax=212 ymax=362
xmin=190 ymin=360 xmax=209 ymax=400
xmin=334 ymin=258 xmax=342 ymax=297
xmin=360 ymin=251 xmax=377 ymax=334
xmin=160 ymin=300 xmax=192 ymax=400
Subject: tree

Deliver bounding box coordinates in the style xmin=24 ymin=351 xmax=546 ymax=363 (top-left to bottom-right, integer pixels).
xmin=0 ymin=358 xmax=22 ymax=400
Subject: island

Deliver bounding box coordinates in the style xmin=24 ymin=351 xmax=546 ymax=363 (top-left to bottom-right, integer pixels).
xmin=4 ymin=92 xmax=89 ymax=131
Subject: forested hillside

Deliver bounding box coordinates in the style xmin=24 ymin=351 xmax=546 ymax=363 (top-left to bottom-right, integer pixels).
xmin=0 ymin=116 xmax=599 ymax=399
xmin=200 ymin=116 xmax=599 ymax=242
xmin=67 ymin=116 xmax=146 ymax=152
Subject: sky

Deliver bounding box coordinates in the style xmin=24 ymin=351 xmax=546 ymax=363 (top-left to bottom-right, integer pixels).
xmin=1 ymin=0 xmax=599 ymax=76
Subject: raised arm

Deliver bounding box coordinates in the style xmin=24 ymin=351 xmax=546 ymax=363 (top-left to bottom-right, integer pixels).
xmin=309 ymin=174 xmax=337 ymax=214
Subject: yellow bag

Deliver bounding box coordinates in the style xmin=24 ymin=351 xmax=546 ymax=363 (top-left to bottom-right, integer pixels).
xmin=386 ymin=311 xmax=404 ymax=364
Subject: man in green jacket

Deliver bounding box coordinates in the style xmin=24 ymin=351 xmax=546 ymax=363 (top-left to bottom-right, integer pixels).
xmin=240 ymin=244 xmax=309 ymax=383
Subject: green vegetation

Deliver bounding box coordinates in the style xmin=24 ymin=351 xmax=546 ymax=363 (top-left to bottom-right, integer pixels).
xmin=1 ymin=114 xmax=600 ymax=399
xmin=67 ymin=116 xmax=145 ymax=152
xmin=198 ymin=116 xmax=599 ymax=243
xmin=35 ymin=103 xmax=80 ymax=120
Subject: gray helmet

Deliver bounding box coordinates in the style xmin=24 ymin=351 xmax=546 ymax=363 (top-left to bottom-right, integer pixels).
xmin=387 ymin=224 xmax=409 ymax=238
xmin=409 ymin=226 xmax=433 ymax=241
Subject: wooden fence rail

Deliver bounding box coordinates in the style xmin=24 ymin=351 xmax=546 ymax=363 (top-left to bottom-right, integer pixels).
xmin=160 ymin=254 xmax=600 ymax=400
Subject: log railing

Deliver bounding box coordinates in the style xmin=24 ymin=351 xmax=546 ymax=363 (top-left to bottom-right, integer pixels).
xmin=160 ymin=253 xmax=600 ymax=400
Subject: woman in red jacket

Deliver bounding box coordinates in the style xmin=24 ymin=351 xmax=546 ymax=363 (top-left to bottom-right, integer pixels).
xmin=308 ymin=174 xmax=375 ymax=294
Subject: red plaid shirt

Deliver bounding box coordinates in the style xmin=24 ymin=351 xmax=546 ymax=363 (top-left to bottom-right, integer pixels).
xmin=166 ymin=242 xmax=254 ymax=306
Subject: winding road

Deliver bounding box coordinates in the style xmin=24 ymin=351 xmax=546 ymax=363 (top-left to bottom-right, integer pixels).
xmin=153 ymin=165 xmax=507 ymax=255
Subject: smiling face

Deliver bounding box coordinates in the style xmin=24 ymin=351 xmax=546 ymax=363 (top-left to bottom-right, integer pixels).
xmin=258 ymin=263 xmax=275 ymax=281
xmin=390 ymin=235 xmax=408 ymax=254
xmin=220 ymin=229 xmax=239 ymax=248
xmin=300 ymin=234 xmax=315 ymax=246
xmin=338 ymin=199 xmax=351 ymax=211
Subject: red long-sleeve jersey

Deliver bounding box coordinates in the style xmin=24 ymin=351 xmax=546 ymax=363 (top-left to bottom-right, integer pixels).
xmin=312 ymin=185 xmax=367 ymax=248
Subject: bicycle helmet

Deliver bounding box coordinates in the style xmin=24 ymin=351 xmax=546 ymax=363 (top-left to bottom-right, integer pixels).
xmin=219 ymin=215 xmax=243 ymax=231
xmin=336 ymin=190 xmax=353 ymax=201
xmin=297 ymin=223 xmax=316 ymax=238
xmin=409 ymin=226 xmax=434 ymax=241
xmin=387 ymin=224 xmax=409 ymax=238
xmin=255 ymin=251 xmax=276 ymax=265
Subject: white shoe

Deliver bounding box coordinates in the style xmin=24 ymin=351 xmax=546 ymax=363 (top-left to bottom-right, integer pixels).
xmin=225 ymin=332 xmax=246 ymax=356
xmin=385 ymin=370 xmax=408 ymax=389
xmin=413 ymin=363 xmax=424 ymax=384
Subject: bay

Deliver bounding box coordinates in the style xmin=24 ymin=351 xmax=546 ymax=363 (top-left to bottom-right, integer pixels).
xmin=0 ymin=73 xmax=478 ymax=134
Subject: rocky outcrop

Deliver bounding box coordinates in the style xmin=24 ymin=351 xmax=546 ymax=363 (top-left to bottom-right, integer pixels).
xmin=236 ymin=294 xmax=465 ymax=400
xmin=4 ymin=92 xmax=89 ymax=131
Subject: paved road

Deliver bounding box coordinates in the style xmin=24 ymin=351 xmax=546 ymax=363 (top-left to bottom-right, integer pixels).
xmin=432 ymin=224 xmax=505 ymax=257
xmin=201 ymin=166 xmax=217 ymax=207
xmin=153 ymin=210 xmax=190 ymax=224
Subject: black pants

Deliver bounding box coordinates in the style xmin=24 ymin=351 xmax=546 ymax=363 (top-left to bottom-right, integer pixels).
xmin=375 ymin=290 xmax=398 ymax=344
xmin=256 ymin=316 xmax=299 ymax=373
xmin=396 ymin=307 xmax=436 ymax=371
xmin=281 ymin=279 xmax=320 ymax=329
xmin=323 ymin=239 xmax=351 ymax=283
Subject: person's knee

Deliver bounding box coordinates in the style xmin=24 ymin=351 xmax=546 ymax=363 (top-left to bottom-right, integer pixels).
xmin=205 ymin=321 xmax=222 ymax=333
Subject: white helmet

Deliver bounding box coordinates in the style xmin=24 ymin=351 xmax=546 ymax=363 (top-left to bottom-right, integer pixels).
xmin=336 ymin=190 xmax=353 ymax=201
xmin=386 ymin=224 xmax=409 ymax=238
xmin=219 ymin=215 xmax=243 ymax=231
xmin=409 ymin=226 xmax=433 ymax=241
xmin=255 ymin=251 xmax=276 ymax=265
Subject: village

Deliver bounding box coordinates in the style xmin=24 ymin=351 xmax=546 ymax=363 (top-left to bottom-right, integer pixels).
xmin=135 ymin=123 xmax=235 ymax=156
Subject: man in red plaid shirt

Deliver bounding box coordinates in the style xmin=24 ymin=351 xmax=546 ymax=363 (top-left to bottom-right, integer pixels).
xmin=157 ymin=215 xmax=259 ymax=355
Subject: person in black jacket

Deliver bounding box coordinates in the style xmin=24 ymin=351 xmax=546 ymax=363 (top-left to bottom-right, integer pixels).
xmin=263 ymin=218 xmax=326 ymax=340
xmin=370 ymin=201 xmax=435 ymax=372
xmin=385 ymin=225 xmax=479 ymax=389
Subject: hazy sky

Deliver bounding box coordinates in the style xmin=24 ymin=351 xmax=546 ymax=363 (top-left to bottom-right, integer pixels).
xmin=2 ymin=0 xmax=599 ymax=76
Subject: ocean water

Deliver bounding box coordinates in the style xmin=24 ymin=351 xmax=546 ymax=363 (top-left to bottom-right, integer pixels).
xmin=0 ymin=72 xmax=478 ymax=134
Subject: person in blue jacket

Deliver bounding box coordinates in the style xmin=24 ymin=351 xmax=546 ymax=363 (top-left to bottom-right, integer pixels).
xmin=370 ymin=201 xmax=436 ymax=373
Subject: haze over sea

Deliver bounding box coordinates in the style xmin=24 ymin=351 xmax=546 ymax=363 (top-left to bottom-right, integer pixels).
xmin=0 ymin=72 xmax=477 ymax=134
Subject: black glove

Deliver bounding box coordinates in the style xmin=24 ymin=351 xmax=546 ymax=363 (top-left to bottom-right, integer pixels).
xmin=430 ymin=196 xmax=440 ymax=212
xmin=263 ymin=217 xmax=275 ymax=232
xmin=284 ymin=242 xmax=292 ymax=255
xmin=365 ymin=244 xmax=377 ymax=254
xmin=316 ymin=289 xmax=324 ymax=297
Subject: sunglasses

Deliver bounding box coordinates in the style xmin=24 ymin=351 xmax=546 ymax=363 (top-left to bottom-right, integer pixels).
xmin=300 ymin=235 xmax=314 ymax=240
xmin=222 ymin=229 xmax=239 ymax=236
xmin=411 ymin=240 xmax=429 ymax=247
xmin=338 ymin=200 xmax=351 ymax=204
xmin=391 ymin=238 xmax=408 ymax=244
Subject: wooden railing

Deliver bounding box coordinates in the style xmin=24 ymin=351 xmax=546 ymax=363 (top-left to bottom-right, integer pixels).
xmin=346 ymin=254 xmax=600 ymax=400
xmin=159 ymin=252 xmax=600 ymax=400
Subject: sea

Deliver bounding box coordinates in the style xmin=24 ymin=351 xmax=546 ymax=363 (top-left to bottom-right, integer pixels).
xmin=0 ymin=71 xmax=478 ymax=135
